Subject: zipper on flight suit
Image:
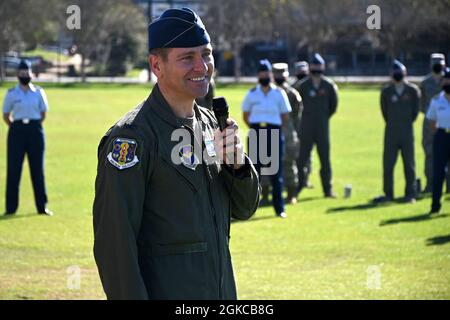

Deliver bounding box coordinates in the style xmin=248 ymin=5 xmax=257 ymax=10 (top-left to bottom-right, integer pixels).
xmin=184 ymin=123 xmax=223 ymax=299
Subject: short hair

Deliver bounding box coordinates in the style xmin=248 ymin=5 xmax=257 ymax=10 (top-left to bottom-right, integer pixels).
xmin=149 ymin=48 xmax=171 ymax=61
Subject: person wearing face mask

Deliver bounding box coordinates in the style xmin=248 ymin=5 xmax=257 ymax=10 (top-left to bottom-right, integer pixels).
xmin=242 ymin=59 xmax=292 ymax=218
xmin=292 ymin=61 xmax=314 ymax=190
xmin=420 ymin=53 xmax=448 ymax=194
xmin=296 ymin=53 xmax=338 ymax=198
xmin=2 ymin=60 xmax=52 ymax=216
xmin=374 ymin=60 xmax=420 ymax=204
xmin=293 ymin=61 xmax=309 ymax=85
xmin=426 ymin=67 xmax=450 ymax=214
xmin=272 ymin=62 xmax=302 ymax=204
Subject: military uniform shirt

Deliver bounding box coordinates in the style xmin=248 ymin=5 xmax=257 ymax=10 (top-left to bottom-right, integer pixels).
xmin=242 ymin=84 xmax=291 ymax=126
xmin=420 ymin=75 xmax=442 ymax=113
xmin=2 ymin=84 xmax=49 ymax=121
xmin=426 ymin=92 xmax=450 ymax=129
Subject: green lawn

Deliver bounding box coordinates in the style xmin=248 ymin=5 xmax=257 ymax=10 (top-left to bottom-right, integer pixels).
xmin=0 ymin=82 xmax=449 ymax=300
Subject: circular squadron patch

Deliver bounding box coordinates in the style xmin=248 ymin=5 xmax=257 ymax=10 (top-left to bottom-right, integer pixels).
xmin=107 ymin=137 xmax=139 ymax=170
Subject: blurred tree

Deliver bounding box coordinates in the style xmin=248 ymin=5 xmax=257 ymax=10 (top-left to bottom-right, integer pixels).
xmin=63 ymin=0 xmax=147 ymax=80
xmin=0 ymin=0 xmax=59 ymax=81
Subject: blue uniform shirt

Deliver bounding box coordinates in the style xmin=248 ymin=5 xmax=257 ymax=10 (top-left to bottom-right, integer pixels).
xmin=2 ymin=84 xmax=49 ymax=121
xmin=426 ymin=92 xmax=450 ymax=129
xmin=242 ymin=84 xmax=291 ymax=126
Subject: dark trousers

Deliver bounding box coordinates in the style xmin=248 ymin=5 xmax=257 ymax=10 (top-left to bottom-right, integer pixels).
xmin=297 ymin=125 xmax=332 ymax=195
xmin=250 ymin=124 xmax=285 ymax=215
xmin=432 ymin=129 xmax=450 ymax=211
xmin=6 ymin=121 xmax=47 ymax=213
xmin=383 ymin=128 xmax=416 ymax=198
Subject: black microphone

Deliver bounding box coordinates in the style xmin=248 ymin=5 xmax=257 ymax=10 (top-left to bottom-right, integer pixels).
xmin=212 ymin=97 xmax=229 ymax=131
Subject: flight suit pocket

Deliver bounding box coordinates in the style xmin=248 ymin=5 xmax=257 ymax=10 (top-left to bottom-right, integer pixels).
xmin=150 ymin=242 xmax=208 ymax=256
xmin=160 ymin=158 xmax=198 ymax=193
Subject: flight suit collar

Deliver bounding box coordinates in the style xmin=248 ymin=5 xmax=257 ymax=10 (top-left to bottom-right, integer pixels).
xmin=148 ymin=83 xmax=209 ymax=128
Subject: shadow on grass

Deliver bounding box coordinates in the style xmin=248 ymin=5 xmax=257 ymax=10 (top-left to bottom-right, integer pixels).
xmin=0 ymin=213 xmax=40 ymax=221
xmin=327 ymin=196 xmax=427 ymax=214
xmin=379 ymin=213 xmax=449 ymax=226
xmin=298 ymin=196 xmax=323 ymax=203
xmin=231 ymin=215 xmax=279 ymax=224
xmin=426 ymin=234 xmax=450 ymax=246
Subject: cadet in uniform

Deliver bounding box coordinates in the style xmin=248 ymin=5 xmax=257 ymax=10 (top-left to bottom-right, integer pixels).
xmin=93 ymin=8 xmax=260 ymax=300
xmin=420 ymin=53 xmax=448 ymax=193
xmin=426 ymin=67 xmax=450 ymax=214
xmin=273 ymin=62 xmax=302 ymax=204
xmin=375 ymin=60 xmax=420 ymax=203
xmin=2 ymin=60 xmax=52 ymax=216
xmin=292 ymin=61 xmax=314 ymax=190
xmin=242 ymin=59 xmax=291 ymax=218
xmin=296 ymin=54 xmax=338 ymax=198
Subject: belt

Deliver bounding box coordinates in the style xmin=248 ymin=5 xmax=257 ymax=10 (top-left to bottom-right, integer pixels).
xmin=13 ymin=119 xmax=40 ymax=124
xmin=251 ymin=122 xmax=280 ymax=128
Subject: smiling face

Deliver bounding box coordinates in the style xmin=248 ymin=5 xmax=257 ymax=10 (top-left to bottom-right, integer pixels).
xmin=149 ymin=44 xmax=214 ymax=101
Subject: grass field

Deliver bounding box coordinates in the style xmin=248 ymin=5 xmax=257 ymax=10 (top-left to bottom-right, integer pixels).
xmin=0 ymin=82 xmax=449 ymax=300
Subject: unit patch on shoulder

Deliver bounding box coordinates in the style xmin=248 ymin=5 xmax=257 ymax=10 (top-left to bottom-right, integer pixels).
xmin=107 ymin=138 xmax=139 ymax=170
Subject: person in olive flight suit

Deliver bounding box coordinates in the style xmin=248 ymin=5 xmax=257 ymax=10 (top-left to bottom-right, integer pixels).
xmin=374 ymin=60 xmax=420 ymax=204
xmin=296 ymin=54 xmax=338 ymax=198
xmin=93 ymin=8 xmax=260 ymax=300
xmin=420 ymin=53 xmax=448 ymax=193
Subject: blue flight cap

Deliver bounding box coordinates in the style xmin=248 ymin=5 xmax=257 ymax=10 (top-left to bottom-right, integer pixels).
xmin=392 ymin=59 xmax=407 ymax=73
xmin=148 ymin=7 xmax=210 ymax=50
xmin=258 ymin=59 xmax=272 ymax=72
xmin=18 ymin=59 xmax=31 ymax=71
xmin=311 ymin=53 xmax=325 ymax=66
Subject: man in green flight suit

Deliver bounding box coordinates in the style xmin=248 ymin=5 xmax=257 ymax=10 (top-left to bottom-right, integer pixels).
xmin=296 ymin=54 xmax=338 ymax=198
xmin=93 ymin=8 xmax=260 ymax=300
xmin=374 ymin=60 xmax=420 ymax=204
xmin=420 ymin=53 xmax=448 ymax=193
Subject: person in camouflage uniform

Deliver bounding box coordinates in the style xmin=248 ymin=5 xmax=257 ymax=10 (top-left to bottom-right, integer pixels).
xmin=420 ymin=53 xmax=449 ymax=193
xmin=273 ymin=63 xmax=302 ymax=204
xmin=292 ymin=61 xmax=313 ymax=190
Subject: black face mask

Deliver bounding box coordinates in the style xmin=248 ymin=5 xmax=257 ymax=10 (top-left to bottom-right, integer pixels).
xmin=392 ymin=73 xmax=404 ymax=82
xmin=274 ymin=78 xmax=285 ymax=86
xmin=443 ymin=84 xmax=450 ymax=94
xmin=310 ymin=70 xmax=323 ymax=76
xmin=18 ymin=76 xmax=31 ymax=85
xmin=432 ymin=64 xmax=443 ymax=74
xmin=259 ymin=78 xmax=270 ymax=87
xmin=296 ymin=74 xmax=307 ymax=81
